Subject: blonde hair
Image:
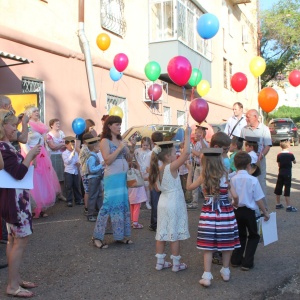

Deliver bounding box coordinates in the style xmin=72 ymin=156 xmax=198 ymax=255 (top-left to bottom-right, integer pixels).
xmin=0 ymin=109 xmax=18 ymax=140
xmin=148 ymin=147 xmax=173 ymax=189
xmin=25 ymin=106 xmax=38 ymax=118
xmin=200 ymin=154 xmax=227 ymax=196
xmin=280 ymin=140 xmax=289 ymax=149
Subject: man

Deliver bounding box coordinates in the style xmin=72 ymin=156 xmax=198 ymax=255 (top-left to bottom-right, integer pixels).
xmin=240 ymin=109 xmax=272 ymax=209
xmin=224 ymin=102 xmax=247 ymax=138
xmin=187 ymin=122 xmax=208 ymax=209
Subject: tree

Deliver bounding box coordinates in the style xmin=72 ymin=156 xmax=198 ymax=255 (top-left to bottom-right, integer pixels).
xmin=260 ymin=0 xmax=300 ymax=87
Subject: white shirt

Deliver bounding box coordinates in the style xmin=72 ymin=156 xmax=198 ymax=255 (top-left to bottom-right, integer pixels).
xmin=193 ymin=139 xmax=208 ymax=164
xmin=62 ymin=149 xmax=79 ymax=175
xmin=230 ymin=170 xmax=264 ymax=210
xmin=224 ymin=115 xmax=247 ymax=137
xmin=248 ymin=150 xmax=258 ymax=164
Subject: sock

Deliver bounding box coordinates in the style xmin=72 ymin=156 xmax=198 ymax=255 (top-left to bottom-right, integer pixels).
xmin=170 ymin=255 xmax=181 ymax=266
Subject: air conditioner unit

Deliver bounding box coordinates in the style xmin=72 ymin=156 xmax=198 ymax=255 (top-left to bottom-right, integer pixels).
xmin=144 ymin=82 xmax=164 ymax=102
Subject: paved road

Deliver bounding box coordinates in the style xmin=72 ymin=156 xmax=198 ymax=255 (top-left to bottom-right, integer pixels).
xmin=0 ymin=146 xmax=300 ymax=299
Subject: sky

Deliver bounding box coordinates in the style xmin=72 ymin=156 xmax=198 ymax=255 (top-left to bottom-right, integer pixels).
xmin=260 ymin=0 xmax=277 ymax=10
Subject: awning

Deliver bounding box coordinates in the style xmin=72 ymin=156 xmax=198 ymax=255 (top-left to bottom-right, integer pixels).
xmin=0 ymin=51 xmax=33 ymax=68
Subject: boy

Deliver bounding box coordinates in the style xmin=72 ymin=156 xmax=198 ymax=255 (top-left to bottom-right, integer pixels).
xmin=187 ymin=121 xmax=208 ymax=209
xmin=274 ymin=139 xmax=297 ymax=212
xmin=230 ymin=151 xmax=269 ymax=270
xmin=86 ymin=137 xmax=104 ymax=222
xmin=244 ymin=136 xmax=259 ymax=164
xmin=62 ymin=136 xmax=83 ymax=207
xmin=229 ymin=136 xmax=243 ymax=172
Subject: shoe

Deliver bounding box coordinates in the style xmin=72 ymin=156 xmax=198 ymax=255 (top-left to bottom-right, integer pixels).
xmin=132 ymin=223 xmax=143 ymax=229
xmin=67 ymin=202 xmax=73 ymax=207
xmin=286 ymin=206 xmax=297 ymax=212
xmin=91 ymin=237 xmax=108 ymax=249
xmin=155 ymin=261 xmax=172 ymax=271
xmin=87 ymin=216 xmax=97 ymax=222
xmin=276 ymin=204 xmax=284 ymax=209
xmin=187 ymin=203 xmax=198 ymax=210
xmin=241 ymin=265 xmax=254 ymax=271
xmin=6 ymin=286 xmax=34 ymax=298
xmin=146 ymin=202 xmax=152 ymax=210
xmin=0 ymin=263 xmax=8 ymax=269
xmin=148 ymin=225 xmax=156 ymax=232
xmin=172 ymin=262 xmax=187 ymax=272
xmin=57 ymin=194 xmax=67 ymax=202
xmin=212 ymin=252 xmax=223 ymax=265
xmin=199 ymin=272 xmax=213 ymax=287
xmin=0 ymin=239 xmax=8 ymax=244
xmin=76 ymin=200 xmax=84 ymax=205
xmin=220 ymin=267 xmax=230 ymax=281
xmin=231 ymin=263 xmax=241 ymax=268
xmin=83 ymin=208 xmax=88 ymax=216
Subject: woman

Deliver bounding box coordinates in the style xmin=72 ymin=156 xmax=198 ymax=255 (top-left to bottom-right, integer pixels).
xmin=46 ymin=118 xmax=67 ymax=200
xmin=92 ymin=115 xmax=133 ymax=248
xmin=0 ymin=109 xmax=41 ymax=298
xmin=22 ymin=107 xmax=60 ymax=218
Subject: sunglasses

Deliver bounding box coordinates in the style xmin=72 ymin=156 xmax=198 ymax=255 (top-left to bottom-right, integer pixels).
xmin=3 ymin=110 xmax=15 ymax=122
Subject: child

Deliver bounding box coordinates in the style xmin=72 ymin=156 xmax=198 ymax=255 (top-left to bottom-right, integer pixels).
xmin=149 ymin=126 xmax=191 ymax=272
xmin=274 ymin=139 xmax=297 ymax=212
xmin=186 ymin=147 xmax=240 ymax=287
xmin=62 ymin=136 xmax=83 ymax=207
xmin=229 ymin=136 xmax=243 ymax=172
xmin=86 ymin=137 xmax=104 ymax=222
xmin=134 ymin=137 xmax=152 ymax=209
xmin=230 ymin=151 xmax=270 ymax=270
xmin=244 ymin=136 xmax=259 ymax=164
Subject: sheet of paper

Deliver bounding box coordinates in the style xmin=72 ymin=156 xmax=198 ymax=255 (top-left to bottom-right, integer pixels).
xmin=261 ymin=212 xmax=278 ymax=246
xmin=0 ymin=165 xmax=34 ymax=189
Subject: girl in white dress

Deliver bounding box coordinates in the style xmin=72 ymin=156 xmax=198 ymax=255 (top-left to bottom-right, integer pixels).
xmin=149 ymin=126 xmax=191 ymax=272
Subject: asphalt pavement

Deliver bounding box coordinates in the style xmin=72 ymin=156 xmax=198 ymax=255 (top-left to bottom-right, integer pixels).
xmin=0 ymin=145 xmax=300 ymax=300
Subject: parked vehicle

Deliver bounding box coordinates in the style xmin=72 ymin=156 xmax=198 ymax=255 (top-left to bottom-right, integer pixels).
xmin=268 ymin=118 xmax=299 ymax=146
xmin=211 ymin=123 xmax=226 ymax=134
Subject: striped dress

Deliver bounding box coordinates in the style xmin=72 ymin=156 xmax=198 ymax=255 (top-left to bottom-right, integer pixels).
xmin=197 ymin=176 xmax=240 ymax=251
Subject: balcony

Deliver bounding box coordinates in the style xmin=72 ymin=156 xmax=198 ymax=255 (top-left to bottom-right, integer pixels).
xmin=229 ymin=0 xmax=251 ymax=5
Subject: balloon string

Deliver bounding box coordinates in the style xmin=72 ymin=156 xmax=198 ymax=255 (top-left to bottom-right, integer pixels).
xmin=182 ymin=86 xmax=188 ymax=125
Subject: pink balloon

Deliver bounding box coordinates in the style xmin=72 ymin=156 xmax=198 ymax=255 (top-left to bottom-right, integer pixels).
xmin=189 ymin=98 xmax=209 ymax=123
xmin=147 ymin=84 xmax=162 ymax=101
xmin=289 ymin=70 xmax=300 ymax=87
xmin=167 ymin=56 xmax=192 ymax=86
xmin=113 ymin=53 xmax=129 ymax=72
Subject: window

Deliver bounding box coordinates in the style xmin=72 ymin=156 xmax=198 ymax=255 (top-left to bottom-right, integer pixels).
xmin=223 ymin=58 xmax=228 ymax=89
xmin=229 ymin=62 xmax=233 ymax=91
xmin=177 ymin=110 xmax=185 ymax=125
xmin=242 ymin=24 xmax=249 ymax=51
xmin=106 ymin=94 xmax=127 ymax=133
xmin=100 ymin=0 xmax=126 ymax=37
xmin=163 ymin=106 xmax=171 ymax=124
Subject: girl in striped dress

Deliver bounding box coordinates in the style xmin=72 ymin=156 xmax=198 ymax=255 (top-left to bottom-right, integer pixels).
xmin=187 ymin=148 xmax=240 ymax=287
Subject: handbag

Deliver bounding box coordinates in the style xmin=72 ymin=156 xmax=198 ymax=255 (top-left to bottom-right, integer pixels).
xmin=127 ymin=168 xmax=144 ymax=188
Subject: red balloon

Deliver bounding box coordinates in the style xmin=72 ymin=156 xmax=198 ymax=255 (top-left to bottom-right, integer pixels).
xmin=231 ymin=72 xmax=248 ymax=92
xmin=289 ymin=70 xmax=300 ymax=87
xmin=258 ymin=87 xmax=278 ymax=113
xmin=113 ymin=53 xmax=129 ymax=72
xmin=189 ymin=98 xmax=209 ymax=123
xmin=167 ymin=56 xmax=192 ymax=86
xmin=147 ymin=84 xmax=162 ymax=101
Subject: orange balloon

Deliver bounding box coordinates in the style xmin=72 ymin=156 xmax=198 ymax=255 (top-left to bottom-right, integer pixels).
xmin=96 ymin=33 xmax=111 ymax=51
xmin=258 ymin=87 xmax=278 ymax=113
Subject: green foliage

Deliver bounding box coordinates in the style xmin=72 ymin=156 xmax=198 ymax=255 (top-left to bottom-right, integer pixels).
xmin=267 ymin=105 xmax=300 ymax=123
xmin=260 ymin=0 xmax=300 ymax=87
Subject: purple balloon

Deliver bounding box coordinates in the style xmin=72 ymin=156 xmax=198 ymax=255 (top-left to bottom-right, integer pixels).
xmin=147 ymin=84 xmax=162 ymax=101
xmin=189 ymin=98 xmax=209 ymax=123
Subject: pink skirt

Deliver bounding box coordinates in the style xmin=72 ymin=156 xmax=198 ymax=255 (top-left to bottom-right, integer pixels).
xmin=128 ymin=186 xmax=147 ymax=204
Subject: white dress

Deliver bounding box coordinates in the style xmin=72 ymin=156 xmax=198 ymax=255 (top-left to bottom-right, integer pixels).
xmin=156 ymin=164 xmax=190 ymax=242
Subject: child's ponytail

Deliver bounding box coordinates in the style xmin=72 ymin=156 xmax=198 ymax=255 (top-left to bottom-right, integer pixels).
xmin=149 ymin=151 xmax=159 ymax=189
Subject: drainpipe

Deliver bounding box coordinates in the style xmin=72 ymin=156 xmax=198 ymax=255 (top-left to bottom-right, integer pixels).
xmin=78 ymin=0 xmax=97 ymax=107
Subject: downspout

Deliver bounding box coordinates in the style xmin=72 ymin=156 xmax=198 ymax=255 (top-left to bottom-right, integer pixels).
xmin=78 ymin=0 xmax=97 ymax=107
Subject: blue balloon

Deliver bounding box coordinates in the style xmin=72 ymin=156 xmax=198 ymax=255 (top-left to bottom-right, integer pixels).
xmin=109 ymin=67 xmax=123 ymax=82
xmin=197 ymin=13 xmax=219 ymax=39
xmin=72 ymin=118 xmax=86 ymax=135
xmin=172 ymin=127 xmax=185 ymax=142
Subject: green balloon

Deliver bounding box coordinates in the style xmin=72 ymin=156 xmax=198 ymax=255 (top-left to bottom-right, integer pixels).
xmin=188 ymin=68 xmax=202 ymax=87
xmin=144 ymin=61 xmax=161 ymax=81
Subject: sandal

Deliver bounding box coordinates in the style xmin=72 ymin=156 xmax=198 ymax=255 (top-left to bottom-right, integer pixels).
xmin=172 ymin=262 xmax=188 ymax=272
xmin=116 ymin=239 xmax=133 ymax=244
xmin=132 ymin=223 xmax=143 ymax=229
xmin=39 ymin=212 xmax=48 ymax=218
xmin=156 ymin=261 xmax=172 ymax=271
xmin=7 ymin=286 xmax=34 ymax=298
xmin=91 ymin=237 xmax=108 ymax=249
xmin=20 ymin=281 xmax=38 ymax=289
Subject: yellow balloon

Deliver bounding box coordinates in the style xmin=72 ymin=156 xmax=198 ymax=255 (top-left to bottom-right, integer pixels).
xmin=196 ymin=80 xmax=210 ymax=97
xmin=96 ymin=33 xmax=111 ymax=51
xmin=109 ymin=106 xmax=123 ymax=119
xmin=249 ymin=56 xmax=266 ymax=77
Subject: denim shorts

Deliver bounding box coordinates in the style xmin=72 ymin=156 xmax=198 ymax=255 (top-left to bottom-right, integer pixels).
xmin=82 ymin=174 xmax=89 ymax=194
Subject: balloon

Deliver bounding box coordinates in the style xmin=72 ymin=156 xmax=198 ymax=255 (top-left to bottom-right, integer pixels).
xmin=249 ymin=56 xmax=266 ymax=77
xmin=288 ymin=70 xmax=300 ymax=87
xmin=191 ymin=123 xmax=214 ymax=143
xmin=231 ymin=72 xmax=248 ymax=92
xmin=72 ymin=118 xmax=86 ymax=135
xmin=144 ymin=61 xmax=161 ymax=81
xmin=188 ymin=68 xmax=202 ymax=87
xmin=96 ymin=33 xmax=111 ymax=51
xmin=172 ymin=127 xmax=185 ymax=142
xmin=147 ymin=83 xmax=162 ymax=101
xmin=109 ymin=106 xmax=124 ymax=119
xmin=197 ymin=13 xmax=220 ymax=39
xmin=196 ymin=80 xmax=210 ymax=97
xmin=167 ymin=56 xmax=192 ymax=86
xmin=109 ymin=67 xmax=123 ymax=82
xmin=258 ymin=87 xmax=278 ymax=113
xmin=189 ymin=98 xmax=209 ymax=123
xmin=113 ymin=53 xmax=129 ymax=72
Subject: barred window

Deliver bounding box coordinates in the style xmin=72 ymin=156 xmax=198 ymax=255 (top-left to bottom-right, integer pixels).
xmin=229 ymin=62 xmax=233 ymax=91
xmin=106 ymin=94 xmax=127 ymax=133
xmin=223 ymin=58 xmax=228 ymax=89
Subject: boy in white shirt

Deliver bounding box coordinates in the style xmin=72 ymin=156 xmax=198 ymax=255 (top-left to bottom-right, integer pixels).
xmin=244 ymin=136 xmax=259 ymax=164
xmin=230 ymin=151 xmax=269 ymax=271
xmin=62 ymin=136 xmax=83 ymax=207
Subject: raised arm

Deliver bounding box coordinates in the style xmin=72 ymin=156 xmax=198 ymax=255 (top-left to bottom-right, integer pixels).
xmin=100 ymin=138 xmax=126 ymax=166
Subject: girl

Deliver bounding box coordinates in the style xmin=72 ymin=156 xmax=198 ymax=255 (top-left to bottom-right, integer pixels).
xmin=134 ymin=137 xmax=152 ymax=209
xmin=149 ymin=126 xmax=191 ymax=272
xmin=186 ymin=148 xmax=240 ymax=287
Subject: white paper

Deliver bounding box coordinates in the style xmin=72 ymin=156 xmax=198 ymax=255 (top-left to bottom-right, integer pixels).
xmin=261 ymin=212 xmax=278 ymax=246
xmin=0 ymin=165 xmax=34 ymax=189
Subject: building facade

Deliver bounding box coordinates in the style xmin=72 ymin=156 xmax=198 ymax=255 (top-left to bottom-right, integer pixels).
xmin=0 ymin=0 xmax=259 ymax=135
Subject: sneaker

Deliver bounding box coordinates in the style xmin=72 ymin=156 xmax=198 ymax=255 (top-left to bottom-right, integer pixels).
xmin=241 ymin=265 xmax=254 ymax=271
xmin=187 ymin=203 xmax=198 ymax=210
xmin=199 ymin=272 xmax=213 ymax=287
xmin=83 ymin=208 xmax=88 ymax=216
xmin=276 ymin=204 xmax=284 ymax=209
xmin=75 ymin=200 xmax=84 ymax=205
xmin=57 ymin=194 xmax=67 ymax=202
xmin=146 ymin=202 xmax=152 ymax=210
xmin=67 ymin=202 xmax=73 ymax=207
xmin=87 ymin=216 xmax=97 ymax=222
xmin=148 ymin=225 xmax=156 ymax=232
xmin=220 ymin=267 xmax=230 ymax=281
xmin=286 ymin=206 xmax=297 ymax=212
